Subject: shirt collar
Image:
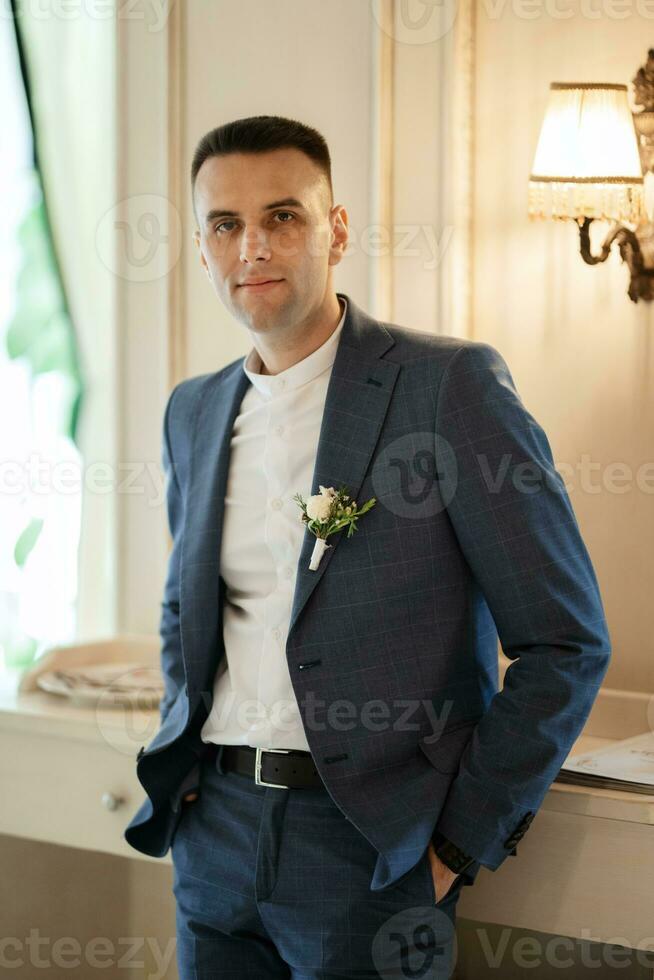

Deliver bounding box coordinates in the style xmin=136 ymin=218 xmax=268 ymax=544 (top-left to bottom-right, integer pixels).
xmin=242 ymin=296 xmax=347 ymax=398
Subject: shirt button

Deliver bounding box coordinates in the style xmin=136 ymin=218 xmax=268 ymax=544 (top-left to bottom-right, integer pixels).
xmin=283 ymin=566 xmax=293 ymax=579
xmin=272 ymin=628 xmax=281 ymax=640
xmin=271 ymin=498 xmax=282 ymax=510
xmin=274 ymin=425 xmax=284 ymax=436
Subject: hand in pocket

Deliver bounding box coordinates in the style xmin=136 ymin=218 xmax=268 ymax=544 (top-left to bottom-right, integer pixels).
xmin=427 ymin=841 xmax=459 ymax=903
xmin=175 ymin=760 xmax=202 ymax=807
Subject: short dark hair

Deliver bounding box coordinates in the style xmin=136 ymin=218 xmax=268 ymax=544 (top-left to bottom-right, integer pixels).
xmin=190 ymin=115 xmax=333 ymax=220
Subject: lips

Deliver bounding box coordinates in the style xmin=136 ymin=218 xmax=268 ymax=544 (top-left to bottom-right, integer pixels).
xmin=239 ymin=279 xmax=282 ymax=290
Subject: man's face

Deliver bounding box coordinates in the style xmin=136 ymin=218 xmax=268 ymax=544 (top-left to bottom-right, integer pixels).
xmin=193 ymin=148 xmax=348 ymax=332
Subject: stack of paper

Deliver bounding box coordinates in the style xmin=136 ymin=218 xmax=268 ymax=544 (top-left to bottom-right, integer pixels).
xmin=557 ymin=731 xmax=654 ymax=795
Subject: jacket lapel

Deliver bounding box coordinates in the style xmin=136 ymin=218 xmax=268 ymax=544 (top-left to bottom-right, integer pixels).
xmin=180 ymin=363 xmax=250 ymax=702
xmin=180 ymin=294 xmax=399 ymax=701
xmin=287 ymin=298 xmax=399 ymax=637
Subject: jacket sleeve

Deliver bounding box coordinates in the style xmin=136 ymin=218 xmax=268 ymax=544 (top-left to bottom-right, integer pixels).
xmin=432 ymin=342 xmax=611 ymax=871
xmin=157 ymin=382 xmax=187 ymax=724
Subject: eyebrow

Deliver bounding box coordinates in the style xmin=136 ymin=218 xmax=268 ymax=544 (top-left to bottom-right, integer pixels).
xmin=204 ymin=198 xmax=307 ymax=226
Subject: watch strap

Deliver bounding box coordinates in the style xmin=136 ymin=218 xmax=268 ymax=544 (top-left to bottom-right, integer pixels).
xmin=432 ymin=831 xmax=476 ymax=875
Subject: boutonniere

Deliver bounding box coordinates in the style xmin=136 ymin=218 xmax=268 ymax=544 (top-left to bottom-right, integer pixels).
xmin=292 ymin=484 xmax=377 ymax=571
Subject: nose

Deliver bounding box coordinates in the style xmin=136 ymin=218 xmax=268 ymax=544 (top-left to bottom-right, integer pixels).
xmin=239 ymin=228 xmax=272 ymax=264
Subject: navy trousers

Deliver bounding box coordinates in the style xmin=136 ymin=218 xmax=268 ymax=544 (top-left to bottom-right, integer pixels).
xmin=170 ymin=744 xmax=467 ymax=979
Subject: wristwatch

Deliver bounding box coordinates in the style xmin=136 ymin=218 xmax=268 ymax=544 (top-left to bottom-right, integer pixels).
xmin=431 ymin=830 xmax=476 ymax=875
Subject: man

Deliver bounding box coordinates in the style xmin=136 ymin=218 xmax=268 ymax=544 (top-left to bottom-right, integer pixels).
xmin=124 ymin=115 xmax=611 ymax=979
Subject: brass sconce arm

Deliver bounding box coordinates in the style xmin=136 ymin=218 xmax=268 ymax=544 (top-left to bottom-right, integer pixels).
xmin=578 ymin=217 xmax=654 ymax=303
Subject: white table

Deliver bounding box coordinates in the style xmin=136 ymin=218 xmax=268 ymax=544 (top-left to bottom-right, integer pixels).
xmin=2 ymin=664 xmax=653 ymax=951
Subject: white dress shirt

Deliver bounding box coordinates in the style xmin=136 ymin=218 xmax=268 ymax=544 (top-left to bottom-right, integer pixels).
xmin=200 ymin=296 xmax=347 ymax=751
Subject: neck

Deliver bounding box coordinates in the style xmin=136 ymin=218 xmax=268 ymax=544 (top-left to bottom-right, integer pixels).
xmin=253 ymin=293 xmax=343 ymax=376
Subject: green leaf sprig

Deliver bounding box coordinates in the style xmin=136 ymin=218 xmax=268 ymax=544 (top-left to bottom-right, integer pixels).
xmin=292 ymin=484 xmax=376 ymax=541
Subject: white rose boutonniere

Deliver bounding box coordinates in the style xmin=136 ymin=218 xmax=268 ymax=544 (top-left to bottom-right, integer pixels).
xmin=292 ymin=484 xmax=377 ymax=571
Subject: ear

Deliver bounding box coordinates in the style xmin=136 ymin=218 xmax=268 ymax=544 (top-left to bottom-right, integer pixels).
xmin=194 ymin=231 xmax=211 ymax=278
xmin=328 ymin=205 xmax=349 ymax=267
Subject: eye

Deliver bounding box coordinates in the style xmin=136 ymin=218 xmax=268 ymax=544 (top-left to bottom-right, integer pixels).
xmin=214 ymin=212 xmax=295 ymax=234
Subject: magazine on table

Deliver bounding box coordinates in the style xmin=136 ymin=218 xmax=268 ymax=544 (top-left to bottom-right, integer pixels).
xmin=557 ymin=731 xmax=654 ymax=795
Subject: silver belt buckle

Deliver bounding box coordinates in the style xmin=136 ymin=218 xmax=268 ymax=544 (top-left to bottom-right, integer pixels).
xmin=254 ymin=746 xmax=292 ymax=788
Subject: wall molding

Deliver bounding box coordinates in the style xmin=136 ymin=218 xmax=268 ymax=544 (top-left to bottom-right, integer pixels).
xmin=449 ymin=0 xmax=476 ymax=340
xmin=370 ymin=0 xmax=395 ymax=322
xmin=166 ymin=0 xmax=187 ymax=389
xmin=370 ymin=0 xmax=476 ymax=338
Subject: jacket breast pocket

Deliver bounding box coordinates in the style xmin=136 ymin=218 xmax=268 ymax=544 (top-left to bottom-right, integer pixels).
xmin=417 ymin=718 xmax=479 ymax=775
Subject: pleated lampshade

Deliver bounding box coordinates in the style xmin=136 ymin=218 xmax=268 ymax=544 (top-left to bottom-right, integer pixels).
xmin=529 ymin=83 xmax=645 ymax=223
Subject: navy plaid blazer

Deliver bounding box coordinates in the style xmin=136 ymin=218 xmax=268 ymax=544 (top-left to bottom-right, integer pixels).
xmin=124 ymin=292 xmax=611 ymax=891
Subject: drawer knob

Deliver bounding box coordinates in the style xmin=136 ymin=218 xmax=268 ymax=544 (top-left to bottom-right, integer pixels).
xmin=101 ymin=792 xmax=124 ymax=812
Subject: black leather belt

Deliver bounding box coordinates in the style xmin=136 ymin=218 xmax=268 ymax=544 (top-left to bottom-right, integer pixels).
xmin=216 ymin=744 xmax=324 ymax=789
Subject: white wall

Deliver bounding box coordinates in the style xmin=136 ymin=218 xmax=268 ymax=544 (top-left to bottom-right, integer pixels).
xmin=472 ymin=11 xmax=654 ymax=690
xmin=181 ymin=0 xmax=375 ymax=377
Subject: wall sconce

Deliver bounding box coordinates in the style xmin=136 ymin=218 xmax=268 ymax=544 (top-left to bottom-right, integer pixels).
xmin=528 ymin=53 xmax=654 ymax=303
